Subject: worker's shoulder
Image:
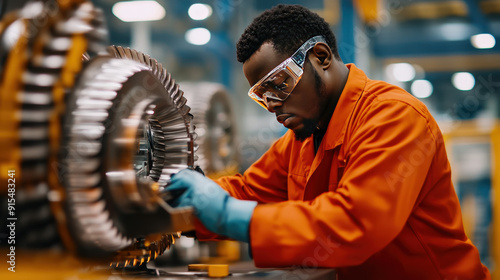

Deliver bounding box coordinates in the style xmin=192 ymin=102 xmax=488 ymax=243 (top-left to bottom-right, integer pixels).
xmin=361 ymin=77 xmax=430 ymax=117
xmin=270 ymin=129 xmax=295 ymax=149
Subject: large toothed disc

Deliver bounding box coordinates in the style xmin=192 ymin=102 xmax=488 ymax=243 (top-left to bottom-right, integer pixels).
xmin=0 ymin=0 xmax=108 ymax=250
xmin=61 ymin=56 xmax=195 ymax=257
xmin=106 ymin=45 xmax=198 ymax=185
xmin=0 ymin=0 xmax=107 ymax=186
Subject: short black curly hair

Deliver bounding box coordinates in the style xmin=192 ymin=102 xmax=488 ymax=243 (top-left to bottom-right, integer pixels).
xmin=236 ymin=4 xmax=340 ymax=63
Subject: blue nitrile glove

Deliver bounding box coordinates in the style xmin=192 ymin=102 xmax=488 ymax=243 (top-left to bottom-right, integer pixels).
xmin=167 ymin=169 xmax=257 ymax=242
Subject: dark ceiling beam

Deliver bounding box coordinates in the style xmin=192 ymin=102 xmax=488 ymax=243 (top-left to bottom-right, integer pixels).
xmin=371 ymin=17 xmax=500 ymax=58
xmin=383 ymin=53 xmax=500 ymax=72
xmin=392 ymin=0 xmax=468 ymax=21
xmin=374 ymin=38 xmax=500 ymax=58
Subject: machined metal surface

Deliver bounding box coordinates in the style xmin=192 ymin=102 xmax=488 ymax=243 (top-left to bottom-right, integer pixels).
xmin=62 ymin=55 xmax=195 ymax=259
xmin=0 ymin=0 xmax=109 ymax=185
xmin=0 ymin=0 xmax=108 ymax=251
xmin=106 ymin=45 xmax=197 ymax=185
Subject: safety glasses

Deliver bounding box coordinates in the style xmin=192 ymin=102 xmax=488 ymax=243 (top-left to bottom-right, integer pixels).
xmin=247 ymin=35 xmax=327 ymax=109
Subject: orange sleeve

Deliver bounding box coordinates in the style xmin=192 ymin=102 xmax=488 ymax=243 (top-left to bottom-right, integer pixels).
xmin=214 ymin=132 xmax=292 ymax=203
xmin=250 ymin=100 xmax=437 ymax=267
xmin=195 ymin=131 xmax=292 ymax=241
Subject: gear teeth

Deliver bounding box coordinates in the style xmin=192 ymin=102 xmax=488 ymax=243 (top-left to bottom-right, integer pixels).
xmin=63 ymin=54 xmax=195 ymax=262
xmin=111 ymin=234 xmax=175 ymax=269
xmin=148 ymin=118 xmax=166 ymax=182
xmin=0 ymin=0 xmax=111 ymax=189
xmin=106 ymin=45 xmax=197 ymax=185
xmin=63 ymin=57 xmax=146 ymax=255
xmin=100 ymin=46 xmax=198 ymax=266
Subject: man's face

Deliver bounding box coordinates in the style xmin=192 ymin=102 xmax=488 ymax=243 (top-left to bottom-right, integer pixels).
xmin=243 ymin=42 xmax=328 ymax=141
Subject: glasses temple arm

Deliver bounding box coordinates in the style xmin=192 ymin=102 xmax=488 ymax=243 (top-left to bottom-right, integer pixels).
xmin=291 ymin=35 xmax=327 ymax=67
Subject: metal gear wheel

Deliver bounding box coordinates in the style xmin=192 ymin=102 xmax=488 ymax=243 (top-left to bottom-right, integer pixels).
xmin=61 ymin=55 xmax=195 ymax=258
xmin=0 ymin=0 xmax=108 ymax=250
xmin=106 ymin=45 xmax=198 ymax=184
xmin=102 ymin=46 xmax=199 ymax=267
xmin=110 ymin=233 xmax=179 ymax=268
xmin=0 ymin=0 xmax=108 ymax=186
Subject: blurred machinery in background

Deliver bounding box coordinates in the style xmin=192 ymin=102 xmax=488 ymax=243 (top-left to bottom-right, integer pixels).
xmin=177 ymin=82 xmax=242 ymax=266
xmin=0 ymin=0 xmax=202 ymax=271
xmin=180 ymin=82 xmax=239 ymax=178
xmin=442 ymin=120 xmax=500 ymax=271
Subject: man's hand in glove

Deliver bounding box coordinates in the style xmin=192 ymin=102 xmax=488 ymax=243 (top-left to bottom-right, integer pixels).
xmin=167 ymin=169 xmax=257 ymax=242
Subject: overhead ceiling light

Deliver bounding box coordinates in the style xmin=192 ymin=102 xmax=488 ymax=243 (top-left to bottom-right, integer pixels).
xmin=470 ymin=33 xmax=496 ymax=49
xmin=112 ymin=1 xmax=166 ymax=22
xmin=185 ymin=28 xmax=211 ymax=45
xmin=452 ymin=72 xmax=475 ymax=91
xmin=411 ymin=80 xmax=433 ymax=99
xmin=440 ymin=23 xmax=470 ymax=41
xmin=387 ymin=63 xmax=416 ymax=82
xmin=188 ymin=3 xmax=213 ymax=20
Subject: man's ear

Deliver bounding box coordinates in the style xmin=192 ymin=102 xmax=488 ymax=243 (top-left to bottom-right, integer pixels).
xmin=311 ymin=43 xmax=332 ymax=70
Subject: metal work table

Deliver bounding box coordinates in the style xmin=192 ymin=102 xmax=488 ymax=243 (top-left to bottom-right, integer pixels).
xmin=116 ymin=261 xmax=337 ymax=279
xmin=0 ymin=250 xmax=336 ymax=280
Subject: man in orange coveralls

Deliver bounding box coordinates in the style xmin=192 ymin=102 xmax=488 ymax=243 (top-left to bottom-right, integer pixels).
xmin=167 ymin=4 xmax=490 ymax=280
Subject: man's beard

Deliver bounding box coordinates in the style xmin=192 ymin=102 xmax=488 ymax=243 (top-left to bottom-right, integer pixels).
xmin=294 ymin=118 xmax=319 ymax=141
xmin=293 ymin=63 xmax=325 ymax=142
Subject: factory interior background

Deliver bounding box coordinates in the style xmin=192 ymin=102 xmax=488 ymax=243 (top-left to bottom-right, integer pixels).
xmin=0 ymin=0 xmax=499 ymax=278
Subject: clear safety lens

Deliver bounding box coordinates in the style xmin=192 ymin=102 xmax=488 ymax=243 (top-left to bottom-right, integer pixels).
xmin=247 ymin=35 xmax=326 ymax=109
xmin=248 ymin=61 xmax=302 ymax=108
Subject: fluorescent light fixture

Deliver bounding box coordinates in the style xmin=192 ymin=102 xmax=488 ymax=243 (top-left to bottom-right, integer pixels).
xmin=112 ymin=1 xmax=165 ymax=22
xmin=188 ymin=3 xmax=213 ymax=20
xmin=439 ymin=23 xmax=470 ymax=41
xmin=452 ymin=72 xmax=475 ymax=91
xmin=387 ymin=63 xmax=416 ymax=82
xmin=470 ymin=33 xmax=496 ymax=49
xmin=411 ymin=79 xmax=433 ymax=98
xmin=185 ymin=27 xmax=211 ymax=45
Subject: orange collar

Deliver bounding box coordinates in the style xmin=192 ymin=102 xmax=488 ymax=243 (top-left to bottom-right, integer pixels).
xmin=323 ymin=63 xmax=367 ymax=150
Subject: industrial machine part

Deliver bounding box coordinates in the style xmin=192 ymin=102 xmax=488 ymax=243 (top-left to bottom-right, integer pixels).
xmin=62 ymin=55 xmax=195 ymax=258
xmin=106 ymin=45 xmax=198 ymax=186
xmin=0 ymin=0 xmax=108 ymax=250
xmin=0 ymin=0 xmax=106 ymax=186
xmin=153 ymin=82 xmax=240 ymax=267
xmin=0 ymin=0 xmax=196 ymax=269
xmin=110 ymin=233 xmax=178 ymax=268
xmin=180 ymin=82 xmax=239 ymax=178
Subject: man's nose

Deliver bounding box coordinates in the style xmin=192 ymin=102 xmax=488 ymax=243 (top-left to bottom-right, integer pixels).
xmin=265 ymin=97 xmax=283 ymax=113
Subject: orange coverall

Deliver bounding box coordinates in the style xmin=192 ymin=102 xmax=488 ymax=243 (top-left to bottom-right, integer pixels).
xmin=199 ymin=64 xmax=490 ymax=279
